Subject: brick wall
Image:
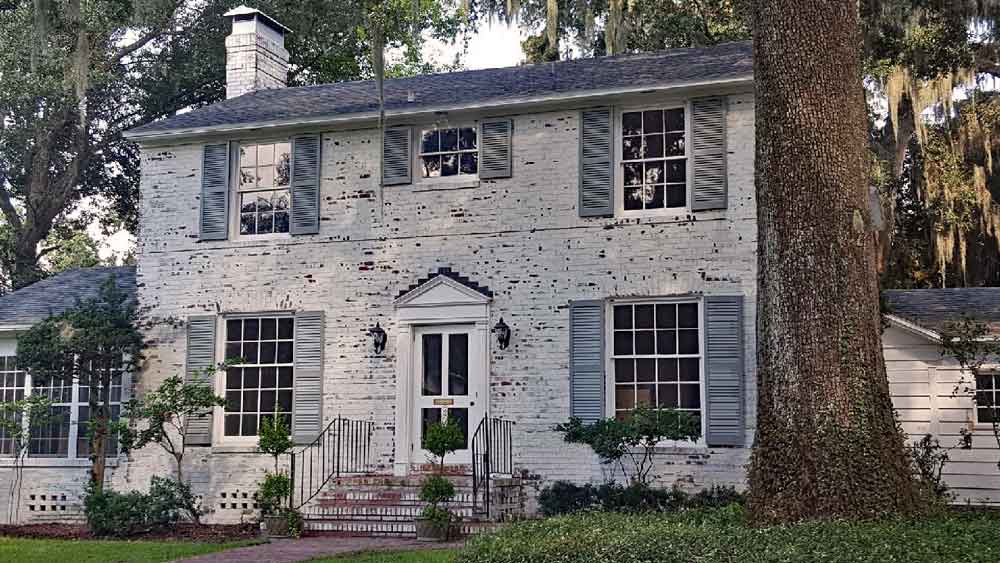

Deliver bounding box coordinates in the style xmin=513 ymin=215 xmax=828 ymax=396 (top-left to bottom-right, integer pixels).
xmin=126 ymin=92 xmax=759 ymax=522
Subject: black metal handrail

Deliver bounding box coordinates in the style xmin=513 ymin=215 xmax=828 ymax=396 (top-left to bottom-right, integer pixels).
xmin=471 ymin=416 xmax=514 ymax=517
xmin=290 ymin=416 xmax=375 ymax=509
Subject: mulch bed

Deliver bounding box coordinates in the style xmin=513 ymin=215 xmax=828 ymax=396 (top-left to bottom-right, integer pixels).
xmin=0 ymin=522 xmax=261 ymax=543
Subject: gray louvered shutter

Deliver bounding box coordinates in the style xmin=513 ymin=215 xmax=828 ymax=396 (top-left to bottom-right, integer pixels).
xmin=200 ymin=143 xmax=230 ymax=241
xmin=579 ymin=109 xmax=613 ymax=217
xmin=691 ymin=97 xmax=728 ymax=211
xmin=479 ymin=119 xmax=512 ymax=179
xmin=382 ymin=127 xmax=412 ymax=186
xmin=292 ymin=311 xmax=325 ymax=443
xmin=185 ymin=316 xmax=217 ymax=446
xmin=704 ymin=296 xmax=744 ymax=447
xmin=290 ymin=134 xmax=321 ymax=235
xmin=569 ymin=300 xmax=605 ymax=423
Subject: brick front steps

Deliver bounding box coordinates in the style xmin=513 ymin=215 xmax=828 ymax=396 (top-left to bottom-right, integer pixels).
xmin=301 ymin=473 xmax=520 ymax=537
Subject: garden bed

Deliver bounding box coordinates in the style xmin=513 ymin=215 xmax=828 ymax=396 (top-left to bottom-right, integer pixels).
xmin=0 ymin=522 xmax=259 ymax=542
xmin=458 ymin=506 xmax=1000 ymax=562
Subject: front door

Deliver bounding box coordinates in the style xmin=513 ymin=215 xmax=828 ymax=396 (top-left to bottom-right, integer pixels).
xmin=412 ymin=325 xmax=484 ymax=465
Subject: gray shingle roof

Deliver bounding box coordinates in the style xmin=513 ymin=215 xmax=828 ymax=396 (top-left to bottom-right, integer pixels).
xmin=127 ymin=41 xmax=753 ymax=139
xmin=0 ymin=267 xmax=137 ymax=327
xmin=883 ymin=288 xmax=1000 ymax=333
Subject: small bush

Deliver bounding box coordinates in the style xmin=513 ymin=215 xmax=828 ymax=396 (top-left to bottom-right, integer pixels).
xmin=257 ymin=472 xmax=293 ymax=515
xmin=537 ymin=481 xmax=743 ymax=516
xmin=84 ymin=477 xmax=201 ymax=537
xmin=457 ymin=508 xmax=1000 ymax=563
xmin=420 ymin=474 xmax=456 ymax=505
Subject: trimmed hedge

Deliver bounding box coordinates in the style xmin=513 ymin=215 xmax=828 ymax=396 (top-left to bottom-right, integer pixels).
xmin=458 ymin=506 xmax=1000 ymax=563
xmin=537 ymin=481 xmax=742 ymax=516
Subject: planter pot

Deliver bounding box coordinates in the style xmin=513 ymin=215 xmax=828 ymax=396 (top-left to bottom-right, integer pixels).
xmin=414 ymin=517 xmax=453 ymax=542
xmin=261 ymin=514 xmax=290 ymax=538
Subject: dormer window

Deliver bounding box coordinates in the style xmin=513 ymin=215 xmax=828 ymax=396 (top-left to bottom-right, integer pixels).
xmin=419 ymin=127 xmax=478 ymax=178
xmin=238 ymin=142 xmax=291 ymax=235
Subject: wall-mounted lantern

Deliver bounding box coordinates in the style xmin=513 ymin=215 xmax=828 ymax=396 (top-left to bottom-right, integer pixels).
xmin=369 ymin=322 xmax=387 ymax=355
xmin=493 ymin=317 xmax=511 ymax=351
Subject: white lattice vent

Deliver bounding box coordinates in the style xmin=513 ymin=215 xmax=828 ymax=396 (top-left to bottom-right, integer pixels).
xmin=26 ymin=493 xmax=77 ymax=514
xmin=217 ymin=489 xmax=259 ymax=511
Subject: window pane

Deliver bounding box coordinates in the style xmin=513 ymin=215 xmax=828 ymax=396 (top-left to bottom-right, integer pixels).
xmin=624 ymin=188 xmax=643 ymax=210
xmin=442 ymin=153 xmax=458 ymax=176
xmin=665 ymin=109 xmax=685 ymax=132
xmin=243 ymin=368 xmax=260 ymax=388
xmin=257 ymin=166 xmax=275 ymax=188
xmin=622 ymin=112 xmax=642 ymax=136
xmin=657 ymin=330 xmax=677 ymax=354
xmin=421 ymin=130 xmax=440 ymax=153
xmin=658 ymin=384 xmax=678 ymax=408
xmin=665 ymin=160 xmax=686 ymax=183
xmin=636 ymin=359 xmax=655 ymax=382
xmin=648 ymin=186 xmax=665 ymax=209
xmin=624 ymin=163 xmax=642 ymax=186
xmin=976 ymin=374 xmax=995 ymax=390
xmin=448 ymin=407 xmax=469 ymax=449
xmin=261 ymin=367 xmax=277 ymax=388
xmin=614 ymin=331 xmax=633 ymax=355
xmin=665 ymin=133 xmax=685 ymax=156
xmin=240 ymin=214 xmax=256 ymax=235
xmin=448 ymin=334 xmax=469 ymax=396
xmin=225 ymin=414 xmax=240 ymax=436
xmin=421 ymin=408 xmax=442 ymax=447
xmin=637 ymin=384 xmax=656 ymax=407
xmin=227 ymin=320 xmax=242 ymax=341
xmin=666 ymin=185 xmax=686 ymax=208
xmin=278 ymin=318 xmax=294 ymax=339
xmin=240 ymin=145 xmax=257 ymax=167
xmin=258 ymin=213 xmax=274 ymax=234
xmin=680 ymin=384 xmax=701 ymax=409
xmin=260 ymin=318 xmax=277 ymax=340
xmin=276 ymin=341 xmax=293 ymax=364
xmin=226 ymin=368 xmax=242 ymax=389
xmin=659 ymin=359 xmax=678 ymax=381
xmin=645 ymin=162 xmax=664 ymax=185
xmin=623 ymin=137 xmax=642 ymax=160
xmin=656 ymin=304 xmax=677 ymax=328
xmin=614 ymin=306 xmax=633 ymax=329
xmin=615 ymin=359 xmax=635 ymax=383
xmin=422 ymin=156 xmax=441 ymax=178
xmin=635 ymin=330 xmax=655 ymax=355
xmin=225 ymin=391 xmax=241 ymax=412
xmin=259 ymin=342 xmax=277 ymax=364
xmin=257 ymin=144 xmax=274 ymax=166
xmin=635 ymin=305 xmax=654 ymax=329
xmin=679 ymin=358 xmax=699 ymax=381
xmin=615 ymin=386 xmax=635 ymax=410
xmin=240 ymin=168 xmax=257 ymax=189
xmin=240 ymin=193 xmax=257 ymax=213
xmin=678 ymin=330 xmax=699 ymax=354
xmin=643 ymin=110 xmax=663 ymax=133
xmin=459 ymin=128 xmax=477 ymax=150
xmin=441 ymin=128 xmax=458 ymax=151
xmin=460 ymin=152 xmax=478 ymax=174
xmin=643 ymin=135 xmax=664 ymax=159
xmin=275 ymin=144 xmax=291 ymax=186
xmin=422 ymin=334 xmax=443 ymax=396
xmin=678 ymin=304 xmax=699 ymax=328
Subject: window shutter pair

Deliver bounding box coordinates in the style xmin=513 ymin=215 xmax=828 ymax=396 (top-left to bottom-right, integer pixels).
xmin=199 ymin=135 xmax=321 ymax=240
xmin=183 ymin=311 xmax=326 ymax=446
xmin=577 ymin=97 xmax=729 ymax=218
xmin=381 ymin=120 xmax=513 ymax=186
xmin=567 ymin=296 xmax=745 ymax=447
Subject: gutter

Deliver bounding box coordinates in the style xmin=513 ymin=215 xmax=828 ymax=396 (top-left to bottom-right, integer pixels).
xmin=124 ymin=75 xmax=754 ymax=144
xmin=885 ymin=314 xmax=941 ymax=343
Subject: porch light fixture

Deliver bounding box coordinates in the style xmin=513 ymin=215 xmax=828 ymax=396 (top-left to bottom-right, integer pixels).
xmin=369 ymin=323 xmax=387 ymax=355
xmin=493 ymin=317 xmax=511 ymax=350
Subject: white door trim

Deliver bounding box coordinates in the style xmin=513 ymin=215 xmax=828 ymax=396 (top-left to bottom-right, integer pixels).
xmin=394 ymin=275 xmax=491 ymax=476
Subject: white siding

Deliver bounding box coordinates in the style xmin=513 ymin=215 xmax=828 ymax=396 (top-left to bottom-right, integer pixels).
xmin=884 ymin=325 xmax=1000 ymax=506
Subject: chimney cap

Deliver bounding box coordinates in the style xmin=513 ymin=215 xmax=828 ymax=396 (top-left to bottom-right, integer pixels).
xmin=223 ymin=5 xmax=292 ymax=34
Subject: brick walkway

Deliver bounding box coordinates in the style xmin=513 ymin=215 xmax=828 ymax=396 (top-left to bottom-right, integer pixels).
xmin=176 ymin=536 xmax=464 ymax=563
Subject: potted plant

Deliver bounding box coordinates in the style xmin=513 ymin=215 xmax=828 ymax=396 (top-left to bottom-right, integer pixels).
xmin=257 ymin=415 xmax=298 ymax=538
xmin=415 ymin=419 xmax=465 ymax=541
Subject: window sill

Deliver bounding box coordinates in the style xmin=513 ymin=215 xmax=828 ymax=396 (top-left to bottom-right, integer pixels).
xmin=413 ymin=178 xmax=480 ymax=192
xmin=0 ymin=457 xmax=122 ymax=469
xmin=233 ymin=232 xmax=292 ymax=243
xmin=211 ymin=444 xmax=261 ymax=455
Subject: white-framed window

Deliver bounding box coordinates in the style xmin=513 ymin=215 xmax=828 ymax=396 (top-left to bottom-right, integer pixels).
xmin=975 ymin=372 xmax=1000 ymax=424
xmin=237 ymin=141 xmax=291 ymax=236
xmin=618 ymin=106 xmax=688 ymax=213
xmin=608 ymin=300 xmax=703 ymax=433
xmin=0 ymin=355 xmax=124 ymax=460
xmin=419 ymin=126 xmax=479 ymax=178
xmin=222 ymin=316 xmax=295 ymax=438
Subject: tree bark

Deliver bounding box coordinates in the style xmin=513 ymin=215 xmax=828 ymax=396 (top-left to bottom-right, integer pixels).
xmin=747 ymin=0 xmax=919 ymax=523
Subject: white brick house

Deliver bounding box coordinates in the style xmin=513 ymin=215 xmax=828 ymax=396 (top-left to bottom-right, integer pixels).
xmin=119 ymin=7 xmax=759 ymax=528
xmin=1 ymin=6 xmax=996 ymax=532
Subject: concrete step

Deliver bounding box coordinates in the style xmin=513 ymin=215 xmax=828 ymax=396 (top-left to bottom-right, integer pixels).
xmin=304 ymin=517 xmax=501 ymax=538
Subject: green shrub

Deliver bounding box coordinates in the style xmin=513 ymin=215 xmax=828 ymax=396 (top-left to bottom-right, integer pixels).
xmin=457 ymin=507 xmax=1000 ymax=563
xmin=422 ymin=419 xmax=465 ymax=470
xmin=84 ymin=476 xmax=201 ymax=537
xmin=537 ymin=481 xmax=742 ymax=516
xmin=419 ymin=474 xmax=456 ymax=505
xmin=257 ymin=472 xmax=293 ymax=515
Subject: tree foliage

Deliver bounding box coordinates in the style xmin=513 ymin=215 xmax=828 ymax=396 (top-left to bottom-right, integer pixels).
xmin=118 ymin=372 xmax=225 ymax=482
xmin=0 ymin=0 xmax=466 ymax=292
xmin=16 ymin=274 xmax=143 ymax=491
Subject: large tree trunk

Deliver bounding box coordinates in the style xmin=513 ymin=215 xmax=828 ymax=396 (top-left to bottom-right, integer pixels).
xmin=746 ymin=0 xmax=919 ymax=523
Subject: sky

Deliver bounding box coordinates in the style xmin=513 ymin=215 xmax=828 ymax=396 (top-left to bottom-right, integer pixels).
xmin=94 ymin=21 xmax=526 ymax=262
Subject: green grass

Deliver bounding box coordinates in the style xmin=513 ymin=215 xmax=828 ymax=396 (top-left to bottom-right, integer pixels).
xmin=458 ymin=506 xmax=1000 ymax=563
xmin=0 ymin=536 xmax=257 ymax=563
xmin=311 ymin=549 xmax=457 ymax=563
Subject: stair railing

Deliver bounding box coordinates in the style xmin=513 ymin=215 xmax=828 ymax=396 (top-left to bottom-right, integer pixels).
xmin=470 ymin=416 xmax=514 ymax=517
xmin=289 ymin=416 xmax=375 ymax=509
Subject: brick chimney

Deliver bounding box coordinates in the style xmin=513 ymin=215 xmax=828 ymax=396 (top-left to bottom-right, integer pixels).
xmin=223 ymin=6 xmax=290 ymax=99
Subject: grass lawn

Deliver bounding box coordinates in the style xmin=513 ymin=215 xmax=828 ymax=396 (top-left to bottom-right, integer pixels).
xmin=310 ymin=550 xmax=457 ymax=563
xmin=0 ymin=536 xmax=258 ymax=563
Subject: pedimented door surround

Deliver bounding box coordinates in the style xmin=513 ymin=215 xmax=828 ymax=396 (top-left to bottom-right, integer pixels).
xmin=393 ymin=268 xmax=492 ymax=476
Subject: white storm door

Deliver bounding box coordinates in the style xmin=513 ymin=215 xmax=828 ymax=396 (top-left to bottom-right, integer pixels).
xmin=412 ymin=325 xmax=484 ymax=465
